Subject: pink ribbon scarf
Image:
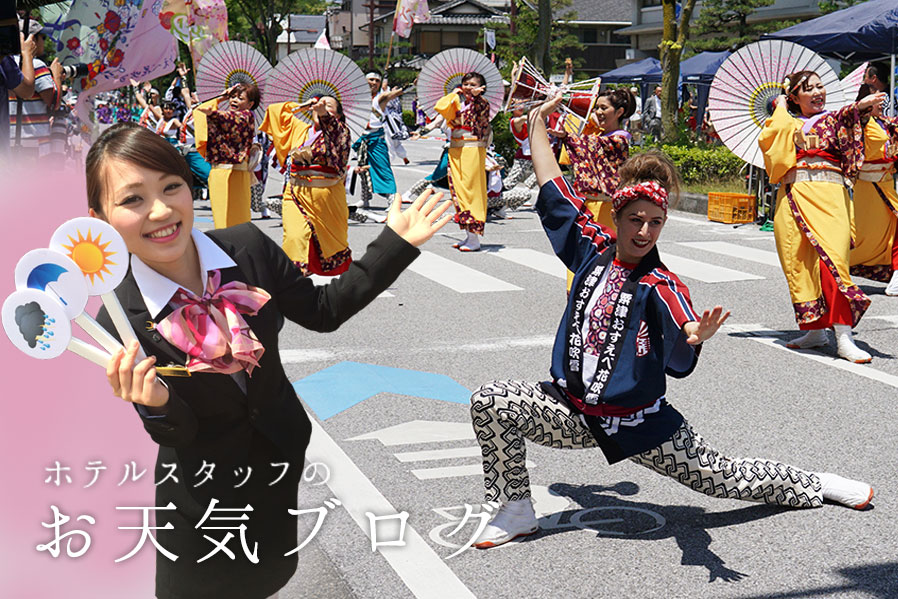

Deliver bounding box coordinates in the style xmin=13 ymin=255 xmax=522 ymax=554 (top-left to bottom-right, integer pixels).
xmin=156 ymin=270 xmax=271 ymax=376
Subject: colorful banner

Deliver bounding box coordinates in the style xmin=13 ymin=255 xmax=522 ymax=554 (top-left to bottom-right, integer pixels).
xmin=56 ymin=0 xmax=178 ymax=95
xmin=159 ymin=0 xmax=229 ymax=66
xmin=393 ymin=0 xmax=430 ymax=39
xmin=314 ymin=28 xmax=330 ymax=50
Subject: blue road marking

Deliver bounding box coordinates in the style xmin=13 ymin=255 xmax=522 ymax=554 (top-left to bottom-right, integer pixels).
xmin=293 ymin=361 xmax=472 ymax=419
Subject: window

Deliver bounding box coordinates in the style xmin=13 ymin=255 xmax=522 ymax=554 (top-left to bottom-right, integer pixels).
xmin=581 ymin=29 xmax=597 ymax=44
xmin=420 ymin=31 xmax=440 ymax=54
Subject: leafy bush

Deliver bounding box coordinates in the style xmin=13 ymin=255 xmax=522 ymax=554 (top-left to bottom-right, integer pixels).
xmin=402 ymin=110 xmax=416 ymax=131
xmin=491 ymin=112 xmax=515 ymax=165
xmin=633 ymin=143 xmax=746 ymax=185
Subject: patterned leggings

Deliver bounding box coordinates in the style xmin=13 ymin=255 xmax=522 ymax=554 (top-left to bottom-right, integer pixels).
xmin=503 ymin=159 xmax=536 ymax=190
xmin=471 ymin=381 xmax=823 ymax=508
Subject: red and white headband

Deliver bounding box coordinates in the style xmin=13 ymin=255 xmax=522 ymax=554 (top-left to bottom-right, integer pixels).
xmin=611 ymin=180 xmax=669 ymax=214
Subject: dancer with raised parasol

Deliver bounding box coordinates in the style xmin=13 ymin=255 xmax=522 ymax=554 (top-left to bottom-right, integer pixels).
xmin=759 ymin=72 xmax=886 ymax=363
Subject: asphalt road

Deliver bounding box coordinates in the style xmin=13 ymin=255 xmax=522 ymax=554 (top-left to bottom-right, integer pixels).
xmin=195 ymin=137 xmax=898 ymax=599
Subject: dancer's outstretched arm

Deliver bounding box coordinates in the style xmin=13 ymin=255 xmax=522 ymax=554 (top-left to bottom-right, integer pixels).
xmin=527 ymin=94 xmax=564 ymax=186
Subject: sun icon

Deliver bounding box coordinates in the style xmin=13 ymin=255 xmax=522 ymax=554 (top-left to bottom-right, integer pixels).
xmin=60 ymin=229 xmax=117 ymax=285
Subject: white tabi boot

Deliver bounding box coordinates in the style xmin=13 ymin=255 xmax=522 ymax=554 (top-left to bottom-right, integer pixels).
xmin=786 ymin=328 xmax=829 ymax=350
xmin=473 ymin=498 xmax=538 ymax=549
xmin=817 ymin=472 xmax=874 ymax=509
xmin=832 ymin=323 xmax=872 ymax=363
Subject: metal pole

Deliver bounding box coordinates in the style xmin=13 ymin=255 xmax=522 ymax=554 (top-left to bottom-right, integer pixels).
xmin=889 ymin=52 xmax=898 ymax=116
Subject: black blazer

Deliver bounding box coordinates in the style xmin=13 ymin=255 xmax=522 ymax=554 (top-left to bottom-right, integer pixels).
xmin=97 ymin=222 xmax=419 ymax=496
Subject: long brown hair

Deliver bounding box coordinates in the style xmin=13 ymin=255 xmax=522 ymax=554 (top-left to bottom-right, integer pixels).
xmin=85 ymin=122 xmax=193 ymax=217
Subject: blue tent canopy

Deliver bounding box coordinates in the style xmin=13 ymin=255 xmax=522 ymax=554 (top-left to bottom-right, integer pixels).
xmin=639 ymin=51 xmax=731 ymax=131
xmin=642 ymin=51 xmax=731 ymax=84
xmin=600 ymin=57 xmax=661 ymax=83
xmin=762 ymin=0 xmax=898 ymax=59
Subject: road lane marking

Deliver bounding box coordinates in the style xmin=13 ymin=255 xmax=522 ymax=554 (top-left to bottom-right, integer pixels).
xmin=661 ymin=253 xmax=765 ymax=282
xmin=411 ymin=461 xmax=535 ymax=480
xmin=349 ymin=421 xmax=475 ymax=445
xmin=394 ymin=446 xmax=482 ymax=462
xmin=485 ymin=247 xmax=565 ymax=279
xmin=306 ymin=418 xmax=477 ymax=599
xmin=724 ymin=323 xmax=898 ymax=389
xmin=677 ymin=241 xmax=780 ymax=267
xmin=406 ymin=251 xmax=522 ymax=293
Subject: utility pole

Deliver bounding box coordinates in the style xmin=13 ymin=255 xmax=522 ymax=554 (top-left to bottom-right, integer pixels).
xmin=363 ymin=1 xmax=376 ymax=71
xmin=510 ymin=0 xmax=517 ymax=37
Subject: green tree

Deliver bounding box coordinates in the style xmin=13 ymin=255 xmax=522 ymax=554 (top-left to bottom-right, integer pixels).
xmin=691 ymin=0 xmax=796 ymax=52
xmin=225 ymin=0 xmax=328 ymax=65
xmin=659 ymin=0 xmax=698 ymax=143
xmin=486 ymin=0 xmax=581 ymax=79
xmin=819 ymin=0 xmax=863 ymax=14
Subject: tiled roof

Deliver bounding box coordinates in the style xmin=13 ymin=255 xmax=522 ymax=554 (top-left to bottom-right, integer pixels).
xmin=564 ymin=0 xmax=631 ymax=24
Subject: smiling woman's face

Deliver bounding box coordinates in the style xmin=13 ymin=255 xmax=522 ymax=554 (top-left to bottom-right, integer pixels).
xmin=792 ymin=74 xmax=826 ymax=116
xmin=89 ymin=158 xmax=194 ymax=274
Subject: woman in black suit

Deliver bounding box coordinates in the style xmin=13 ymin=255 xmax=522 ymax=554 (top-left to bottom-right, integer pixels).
xmin=87 ymin=123 xmax=450 ymax=599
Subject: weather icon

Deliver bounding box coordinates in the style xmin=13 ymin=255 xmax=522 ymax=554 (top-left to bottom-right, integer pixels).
xmin=50 ymin=217 xmax=129 ymax=296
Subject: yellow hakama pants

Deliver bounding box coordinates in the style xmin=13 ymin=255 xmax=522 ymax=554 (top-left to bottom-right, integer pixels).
xmin=283 ymin=181 xmax=351 ymax=276
xmin=209 ymin=168 xmax=252 ymax=229
xmin=448 ymin=145 xmax=487 ymax=235
xmin=849 ymin=119 xmax=898 ymax=281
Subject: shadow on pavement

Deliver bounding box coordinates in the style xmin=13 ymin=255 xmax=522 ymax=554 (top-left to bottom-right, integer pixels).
xmin=542 ymin=481 xmax=794 ymax=584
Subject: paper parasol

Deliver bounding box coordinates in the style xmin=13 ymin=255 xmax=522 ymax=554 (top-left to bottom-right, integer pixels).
xmin=708 ymin=40 xmax=845 ymax=168
xmin=417 ymin=48 xmax=504 ymax=119
xmin=841 ymin=62 xmax=869 ymax=104
xmin=2 ymin=288 xmax=110 ymax=367
xmin=195 ymin=41 xmax=273 ymax=125
xmin=48 ymin=218 xmax=145 ymax=361
xmin=263 ymin=49 xmax=371 ymax=139
xmin=15 ymin=248 xmax=123 ymax=357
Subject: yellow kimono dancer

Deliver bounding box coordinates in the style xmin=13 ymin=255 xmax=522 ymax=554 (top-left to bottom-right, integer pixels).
xmin=193 ymin=83 xmax=260 ymax=229
xmin=849 ymin=90 xmax=898 ymax=295
xmin=261 ymin=96 xmax=353 ymax=275
xmin=435 ymin=72 xmax=492 ymax=252
xmin=758 ymin=71 xmax=886 ymax=363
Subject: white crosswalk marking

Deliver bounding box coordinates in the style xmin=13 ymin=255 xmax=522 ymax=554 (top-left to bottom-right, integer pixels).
xmin=411 ymin=460 xmax=536 ymax=480
xmin=677 ymin=241 xmax=781 ymax=267
xmin=660 ymin=253 xmax=765 ymax=282
xmin=394 ymin=446 xmax=482 ymax=462
xmin=406 ymin=251 xmax=522 ymax=293
xmin=485 ymin=247 xmax=565 ymax=279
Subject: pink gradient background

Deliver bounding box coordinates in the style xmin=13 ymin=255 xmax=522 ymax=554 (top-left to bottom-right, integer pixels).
xmin=1 ymin=160 xmax=156 ymax=597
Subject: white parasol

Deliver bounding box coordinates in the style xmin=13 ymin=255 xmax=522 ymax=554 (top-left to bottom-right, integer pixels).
xmin=263 ymin=49 xmax=371 ymax=139
xmin=708 ymin=40 xmax=845 ymax=168
xmin=195 ymin=41 xmax=273 ymax=124
xmin=416 ymin=48 xmax=504 ymax=119
xmin=841 ymin=62 xmax=869 ymax=104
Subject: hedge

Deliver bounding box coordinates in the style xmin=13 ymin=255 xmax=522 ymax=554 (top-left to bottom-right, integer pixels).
xmin=633 ymin=143 xmax=746 ymax=185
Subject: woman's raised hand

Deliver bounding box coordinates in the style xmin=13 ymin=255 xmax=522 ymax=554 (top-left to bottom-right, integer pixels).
xmin=387 ymin=189 xmax=453 ymax=247
xmin=106 ymin=340 xmax=170 ymax=410
xmin=537 ymin=93 xmax=564 ymax=120
xmin=683 ymin=306 xmax=731 ymax=345
xmin=858 ymin=92 xmax=887 ymax=113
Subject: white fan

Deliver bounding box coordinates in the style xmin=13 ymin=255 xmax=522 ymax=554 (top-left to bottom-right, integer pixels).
xmin=841 ymin=62 xmax=869 ymax=104
xmin=263 ymin=49 xmax=371 ymax=139
xmin=195 ymin=41 xmax=273 ymax=124
xmin=417 ymin=48 xmax=504 ymax=119
xmin=708 ymin=40 xmax=845 ymax=168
